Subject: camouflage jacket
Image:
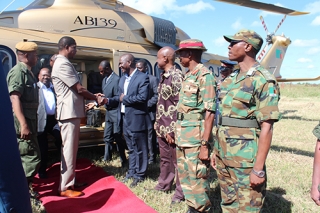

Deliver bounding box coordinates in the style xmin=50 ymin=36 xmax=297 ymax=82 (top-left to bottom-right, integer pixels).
xmin=215 ymin=62 xmax=281 ymax=168
xmin=176 ymin=63 xmax=216 ymax=147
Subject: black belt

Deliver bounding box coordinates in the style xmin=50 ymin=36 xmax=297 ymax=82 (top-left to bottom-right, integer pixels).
xmin=177 ymin=112 xmax=204 ymax=121
xmin=219 ymin=116 xmax=259 ymax=128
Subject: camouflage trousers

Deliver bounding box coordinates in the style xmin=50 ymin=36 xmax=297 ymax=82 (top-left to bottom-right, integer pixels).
xmin=216 ymin=155 xmax=266 ymax=213
xmin=177 ymin=146 xmax=211 ymax=212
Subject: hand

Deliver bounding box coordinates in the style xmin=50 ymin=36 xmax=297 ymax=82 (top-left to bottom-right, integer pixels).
xmin=120 ymin=93 xmax=124 ymax=102
xmin=96 ymin=96 xmax=105 ymax=106
xmin=199 ymin=145 xmax=210 ymax=161
xmin=166 ymin=134 xmax=175 ymax=144
xmin=95 ymin=93 xmax=104 ymax=97
xmin=311 ymin=185 xmax=320 ymax=205
xmin=85 ymin=102 xmax=95 ymax=111
xmin=211 ymin=153 xmax=217 ymax=170
xmin=20 ymin=124 xmax=31 ymax=140
xmin=249 ymin=172 xmax=265 ymax=188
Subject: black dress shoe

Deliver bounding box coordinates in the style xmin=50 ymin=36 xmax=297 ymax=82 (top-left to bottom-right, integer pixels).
xmin=130 ymin=178 xmax=143 ymax=188
xmin=121 ymin=177 xmax=132 ymax=183
xmin=171 ymin=198 xmax=184 ymax=205
xmin=186 ymin=206 xmax=201 ymax=213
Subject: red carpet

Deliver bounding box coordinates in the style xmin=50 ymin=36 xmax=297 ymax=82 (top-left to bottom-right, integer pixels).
xmin=33 ymin=159 xmax=157 ymax=213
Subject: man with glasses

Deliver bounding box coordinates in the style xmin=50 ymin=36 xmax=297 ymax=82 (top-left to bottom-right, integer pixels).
xmin=7 ymin=41 xmax=41 ymax=199
xmin=211 ymin=29 xmax=281 ymax=212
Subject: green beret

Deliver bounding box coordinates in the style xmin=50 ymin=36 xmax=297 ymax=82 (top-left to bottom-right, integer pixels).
xmin=15 ymin=41 xmax=38 ymax=52
xmin=176 ymin=39 xmax=207 ymax=52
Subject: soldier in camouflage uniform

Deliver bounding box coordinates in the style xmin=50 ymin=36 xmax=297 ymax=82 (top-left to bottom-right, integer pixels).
xmin=311 ymin=122 xmax=320 ymax=205
xmin=6 ymin=41 xmax=40 ymax=196
xmin=211 ymin=29 xmax=281 ymax=212
xmin=175 ymin=39 xmax=216 ymax=213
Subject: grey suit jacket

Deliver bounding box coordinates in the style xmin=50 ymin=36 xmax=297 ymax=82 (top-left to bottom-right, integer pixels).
xmin=37 ymin=82 xmax=56 ymax=133
xmin=102 ymin=72 xmax=120 ymax=123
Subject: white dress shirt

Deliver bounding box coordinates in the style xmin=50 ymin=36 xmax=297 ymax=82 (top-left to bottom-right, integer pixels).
xmin=39 ymin=82 xmax=56 ymax=115
xmin=121 ymin=69 xmax=136 ymax=113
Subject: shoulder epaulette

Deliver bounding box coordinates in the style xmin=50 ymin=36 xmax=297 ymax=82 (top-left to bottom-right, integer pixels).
xmin=256 ymin=66 xmax=276 ymax=83
xmin=199 ymin=65 xmax=211 ymax=76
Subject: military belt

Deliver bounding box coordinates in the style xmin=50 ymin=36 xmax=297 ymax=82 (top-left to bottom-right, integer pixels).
xmin=177 ymin=112 xmax=204 ymax=121
xmin=22 ymin=103 xmax=38 ymax=109
xmin=219 ymin=116 xmax=259 ymax=128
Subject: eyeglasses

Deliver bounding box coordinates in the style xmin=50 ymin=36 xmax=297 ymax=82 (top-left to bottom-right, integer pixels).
xmin=229 ymin=40 xmax=244 ymax=47
xmin=219 ymin=66 xmax=232 ymax=72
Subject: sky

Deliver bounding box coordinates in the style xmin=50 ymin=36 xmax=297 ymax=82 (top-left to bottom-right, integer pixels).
xmin=0 ymin=0 xmax=320 ymax=81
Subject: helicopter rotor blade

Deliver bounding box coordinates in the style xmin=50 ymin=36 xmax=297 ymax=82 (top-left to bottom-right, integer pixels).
xmin=260 ymin=16 xmax=269 ymax=34
xmin=257 ymin=43 xmax=268 ymax=61
xmin=274 ymin=15 xmax=286 ymax=34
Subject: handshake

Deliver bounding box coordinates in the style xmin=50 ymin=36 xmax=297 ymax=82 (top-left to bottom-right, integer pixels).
xmin=85 ymin=93 xmax=108 ymax=111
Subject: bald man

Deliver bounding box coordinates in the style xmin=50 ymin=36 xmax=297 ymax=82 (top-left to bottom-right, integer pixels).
xmin=109 ymin=54 xmax=151 ymax=188
xmin=154 ymin=46 xmax=184 ymax=204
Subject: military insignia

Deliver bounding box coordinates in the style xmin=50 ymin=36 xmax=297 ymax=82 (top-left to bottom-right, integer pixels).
xmin=269 ymin=86 xmax=277 ymax=97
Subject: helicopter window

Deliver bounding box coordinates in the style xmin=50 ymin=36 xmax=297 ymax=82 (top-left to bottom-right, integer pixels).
xmin=24 ymin=0 xmax=54 ymax=10
xmin=0 ymin=46 xmax=16 ymax=77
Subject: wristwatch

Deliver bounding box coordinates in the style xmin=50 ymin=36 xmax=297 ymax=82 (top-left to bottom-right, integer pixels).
xmin=251 ymin=169 xmax=265 ymax=178
xmin=201 ymin=140 xmax=208 ymax=146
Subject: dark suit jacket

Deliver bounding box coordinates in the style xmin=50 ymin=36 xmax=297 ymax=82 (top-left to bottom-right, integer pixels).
xmin=37 ymin=82 xmax=56 ymax=133
xmin=102 ymin=72 xmax=120 ymax=123
xmin=147 ymin=74 xmax=159 ymax=121
xmin=109 ymin=70 xmax=151 ymax=132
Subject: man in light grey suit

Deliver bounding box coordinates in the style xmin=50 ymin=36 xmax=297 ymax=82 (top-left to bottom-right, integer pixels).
xmin=37 ymin=67 xmax=62 ymax=179
xmin=99 ymin=60 xmax=127 ymax=166
xmin=136 ymin=59 xmax=159 ymax=164
xmin=52 ymin=36 xmax=104 ymax=198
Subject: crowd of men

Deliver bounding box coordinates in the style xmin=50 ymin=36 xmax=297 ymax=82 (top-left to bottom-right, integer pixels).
xmin=8 ymin=28 xmax=320 ymax=213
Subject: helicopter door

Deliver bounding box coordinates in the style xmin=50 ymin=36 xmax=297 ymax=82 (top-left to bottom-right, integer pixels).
xmin=0 ymin=45 xmax=16 ymax=77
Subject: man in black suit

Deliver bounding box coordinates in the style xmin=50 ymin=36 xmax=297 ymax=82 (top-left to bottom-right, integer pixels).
xmin=109 ymin=54 xmax=150 ymax=188
xmin=99 ymin=60 xmax=126 ymax=166
xmin=136 ymin=59 xmax=159 ymax=164
xmin=37 ymin=67 xmax=62 ymax=179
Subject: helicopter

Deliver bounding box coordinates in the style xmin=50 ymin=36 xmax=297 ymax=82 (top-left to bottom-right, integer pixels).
xmin=0 ymin=0 xmax=311 ymax=148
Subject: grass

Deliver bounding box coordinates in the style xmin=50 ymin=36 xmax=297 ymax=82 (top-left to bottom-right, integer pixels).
xmin=32 ymin=84 xmax=320 ymax=213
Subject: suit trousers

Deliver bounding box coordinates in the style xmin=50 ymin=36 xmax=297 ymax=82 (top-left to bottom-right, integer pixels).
xmin=147 ymin=125 xmax=157 ymax=163
xmin=58 ymin=118 xmax=80 ymax=192
xmin=155 ymin=137 xmax=184 ymax=200
xmin=122 ymin=113 xmax=148 ymax=180
xmin=103 ymin=117 xmax=126 ymax=162
xmin=38 ymin=115 xmax=62 ymax=174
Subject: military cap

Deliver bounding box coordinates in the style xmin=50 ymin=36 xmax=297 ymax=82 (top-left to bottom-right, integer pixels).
xmin=223 ymin=29 xmax=263 ymax=51
xmin=176 ymin=39 xmax=207 ymax=52
xmin=220 ymin=60 xmax=237 ymax=67
xmin=15 ymin=41 xmax=38 ymax=52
